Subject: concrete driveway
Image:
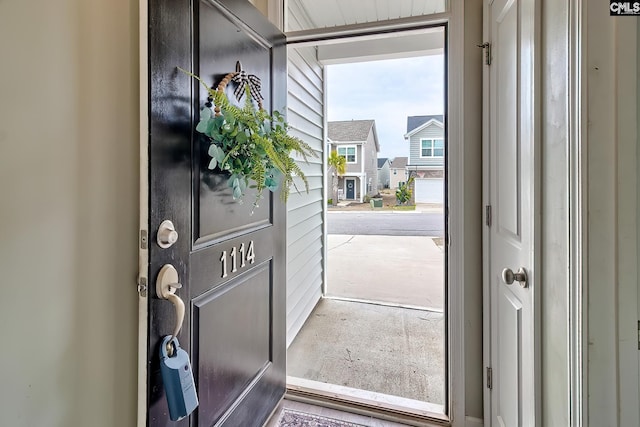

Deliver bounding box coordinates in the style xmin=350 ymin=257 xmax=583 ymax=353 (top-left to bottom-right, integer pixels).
xmin=326 ymin=234 xmax=444 ymax=311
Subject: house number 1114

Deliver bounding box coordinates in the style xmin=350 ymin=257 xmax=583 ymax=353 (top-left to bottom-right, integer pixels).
xmin=220 ymin=241 xmax=255 ymax=278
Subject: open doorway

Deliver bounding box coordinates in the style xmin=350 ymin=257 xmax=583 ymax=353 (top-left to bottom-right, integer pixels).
xmin=285 ymin=27 xmax=447 ymax=418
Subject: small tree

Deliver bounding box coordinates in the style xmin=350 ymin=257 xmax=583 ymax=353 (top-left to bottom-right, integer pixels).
xmin=328 ymin=150 xmax=346 ymax=206
xmin=395 ymin=176 xmax=415 ymax=205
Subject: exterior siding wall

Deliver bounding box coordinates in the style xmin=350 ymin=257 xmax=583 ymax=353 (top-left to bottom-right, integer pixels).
xmin=378 ymin=162 xmax=390 ymax=188
xmin=389 ymin=167 xmax=409 ymax=189
xmin=408 ymin=122 xmax=445 ymax=167
xmin=363 ymin=131 xmax=379 ymax=195
xmin=331 ymin=144 xmax=363 ymax=174
xmin=286 ymin=43 xmax=324 ymax=346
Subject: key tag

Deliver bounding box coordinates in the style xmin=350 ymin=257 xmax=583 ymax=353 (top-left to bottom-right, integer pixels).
xmin=159 ymin=335 xmax=199 ymax=421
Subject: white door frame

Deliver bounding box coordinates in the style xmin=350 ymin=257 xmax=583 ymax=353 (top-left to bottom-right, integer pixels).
xmin=271 ymin=1 xmax=480 ymax=425
xmin=137 ymin=0 xmax=150 ymax=424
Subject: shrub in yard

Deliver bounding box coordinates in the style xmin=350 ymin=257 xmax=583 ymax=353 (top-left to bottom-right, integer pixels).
xmin=396 ymin=177 xmax=415 ymax=205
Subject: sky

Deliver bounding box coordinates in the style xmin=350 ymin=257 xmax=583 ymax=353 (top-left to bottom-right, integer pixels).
xmin=326 ymin=55 xmax=444 ymax=160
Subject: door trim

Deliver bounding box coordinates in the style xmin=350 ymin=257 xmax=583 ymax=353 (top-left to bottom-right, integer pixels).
xmin=568 ymin=1 xmax=585 ymax=425
xmin=286 ymin=3 xmax=480 ymax=426
xmin=136 ymin=0 xmax=149 ymax=425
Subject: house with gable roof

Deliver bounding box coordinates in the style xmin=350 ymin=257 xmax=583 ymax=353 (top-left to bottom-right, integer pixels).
xmin=377 ymin=157 xmax=390 ymax=189
xmin=328 ymin=119 xmax=380 ymax=202
xmin=387 ymin=156 xmax=408 ymax=190
xmin=404 ymin=114 xmax=445 ymax=203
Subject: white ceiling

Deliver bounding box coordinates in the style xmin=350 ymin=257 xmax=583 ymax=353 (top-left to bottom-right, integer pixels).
xmin=288 ymin=0 xmax=447 ymax=31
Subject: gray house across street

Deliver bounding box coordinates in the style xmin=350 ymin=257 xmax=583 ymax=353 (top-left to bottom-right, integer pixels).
xmin=377 ymin=157 xmax=390 ymax=189
xmin=404 ymin=115 xmax=445 ymax=203
xmin=328 ymin=120 xmax=380 ymax=202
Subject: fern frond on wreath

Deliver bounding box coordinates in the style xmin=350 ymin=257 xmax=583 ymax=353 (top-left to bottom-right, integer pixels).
xmin=181 ymin=67 xmax=317 ymax=210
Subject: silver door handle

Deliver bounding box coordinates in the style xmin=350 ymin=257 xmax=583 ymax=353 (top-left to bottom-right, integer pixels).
xmin=156 ymin=264 xmax=185 ymax=353
xmin=502 ymin=267 xmax=528 ymax=288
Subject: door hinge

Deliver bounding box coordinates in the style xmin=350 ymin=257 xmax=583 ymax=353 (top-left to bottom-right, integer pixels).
xmin=477 ymin=42 xmax=491 ymax=65
xmin=637 ymin=321 xmax=640 ymax=350
xmin=486 ymin=367 xmax=493 ymax=389
xmin=485 ymin=205 xmax=492 ymax=227
xmin=140 ymin=230 xmax=148 ymax=250
xmin=137 ymin=277 xmax=148 ymax=297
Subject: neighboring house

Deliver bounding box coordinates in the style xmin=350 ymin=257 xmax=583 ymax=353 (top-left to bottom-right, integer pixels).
xmin=388 ymin=156 xmax=409 ymax=190
xmin=404 ymin=115 xmax=445 ymax=204
xmin=377 ymin=157 xmax=390 ymax=189
xmin=328 ymin=120 xmax=380 ymax=202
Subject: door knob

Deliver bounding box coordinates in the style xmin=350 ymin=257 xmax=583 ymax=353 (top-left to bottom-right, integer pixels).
xmin=157 ymin=220 xmax=179 ymax=248
xmin=501 ymin=267 xmax=528 ymax=288
xmin=156 ymin=264 xmax=185 ymax=354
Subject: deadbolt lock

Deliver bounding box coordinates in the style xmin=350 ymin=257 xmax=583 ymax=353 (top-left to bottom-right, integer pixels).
xmin=157 ymin=220 xmax=178 ymax=248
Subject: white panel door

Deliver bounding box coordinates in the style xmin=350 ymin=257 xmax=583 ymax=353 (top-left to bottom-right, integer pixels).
xmin=486 ymin=0 xmax=539 ymax=425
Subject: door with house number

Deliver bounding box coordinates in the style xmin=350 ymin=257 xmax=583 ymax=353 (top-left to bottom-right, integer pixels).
xmin=145 ymin=0 xmax=286 ymax=426
xmin=485 ymin=0 xmax=539 ymax=425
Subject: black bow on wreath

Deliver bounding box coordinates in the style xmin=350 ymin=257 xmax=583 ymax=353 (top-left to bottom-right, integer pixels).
xmin=231 ymin=62 xmax=264 ymax=103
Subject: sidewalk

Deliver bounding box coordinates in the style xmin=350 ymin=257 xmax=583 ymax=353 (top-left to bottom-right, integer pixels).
xmin=326 ymin=235 xmax=444 ymax=311
xmin=328 ymin=202 xmax=443 ymax=214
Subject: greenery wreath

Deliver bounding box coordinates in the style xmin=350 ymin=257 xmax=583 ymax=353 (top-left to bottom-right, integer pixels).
xmin=180 ymin=65 xmax=316 ymax=211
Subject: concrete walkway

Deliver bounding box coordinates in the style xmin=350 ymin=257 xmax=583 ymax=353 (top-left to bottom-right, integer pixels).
xmin=287 ymin=298 xmax=445 ymax=405
xmin=287 ymin=234 xmax=446 ymax=406
xmin=326 ymin=235 xmax=444 ymax=311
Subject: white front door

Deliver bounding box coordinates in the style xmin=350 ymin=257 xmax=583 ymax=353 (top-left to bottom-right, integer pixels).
xmin=485 ymin=0 xmax=539 ymax=425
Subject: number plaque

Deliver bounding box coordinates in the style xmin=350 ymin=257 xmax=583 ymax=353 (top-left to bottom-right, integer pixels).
xmin=220 ymin=241 xmax=255 ymax=278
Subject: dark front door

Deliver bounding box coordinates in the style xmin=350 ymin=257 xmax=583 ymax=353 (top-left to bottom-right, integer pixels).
xmin=146 ymin=1 xmax=286 ymax=426
xmin=346 ymin=179 xmax=355 ymax=199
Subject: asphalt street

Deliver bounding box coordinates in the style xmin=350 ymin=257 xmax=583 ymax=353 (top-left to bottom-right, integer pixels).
xmin=327 ymin=211 xmax=444 ymax=236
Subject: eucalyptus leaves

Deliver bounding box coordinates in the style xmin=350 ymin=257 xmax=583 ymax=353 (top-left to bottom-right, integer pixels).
xmin=182 ymin=67 xmax=316 ymax=210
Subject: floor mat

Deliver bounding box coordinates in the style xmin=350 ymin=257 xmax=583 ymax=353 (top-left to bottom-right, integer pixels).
xmin=277 ymin=408 xmax=367 ymax=427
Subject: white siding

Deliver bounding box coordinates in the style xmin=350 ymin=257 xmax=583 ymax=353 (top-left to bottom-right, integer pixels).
xmin=286 ymin=43 xmax=325 ymax=347
xmin=408 ymin=122 xmax=445 ymax=167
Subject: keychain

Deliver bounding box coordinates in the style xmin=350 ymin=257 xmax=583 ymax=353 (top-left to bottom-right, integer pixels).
xmin=159 ymin=335 xmax=199 ymax=421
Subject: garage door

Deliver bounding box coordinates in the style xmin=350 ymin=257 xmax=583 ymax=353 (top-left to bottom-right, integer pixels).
xmin=414 ymin=178 xmax=443 ymax=203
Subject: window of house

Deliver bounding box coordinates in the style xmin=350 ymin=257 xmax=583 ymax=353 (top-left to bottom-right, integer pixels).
xmin=420 ymin=139 xmax=444 ymax=157
xmin=337 ymin=146 xmax=357 ymax=163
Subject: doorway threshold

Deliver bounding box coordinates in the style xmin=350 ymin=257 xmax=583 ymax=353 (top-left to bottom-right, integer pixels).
xmin=286 ymin=376 xmax=449 ymax=427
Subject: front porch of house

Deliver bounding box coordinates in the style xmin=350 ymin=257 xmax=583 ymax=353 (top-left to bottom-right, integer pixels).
xmin=337 ymin=175 xmax=366 ymax=203
xmin=287 ymin=232 xmax=446 ymax=417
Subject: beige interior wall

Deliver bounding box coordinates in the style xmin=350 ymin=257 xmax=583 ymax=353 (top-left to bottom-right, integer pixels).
xmin=249 ymin=0 xmax=269 ymax=18
xmin=0 ymin=1 xmax=139 ymax=426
